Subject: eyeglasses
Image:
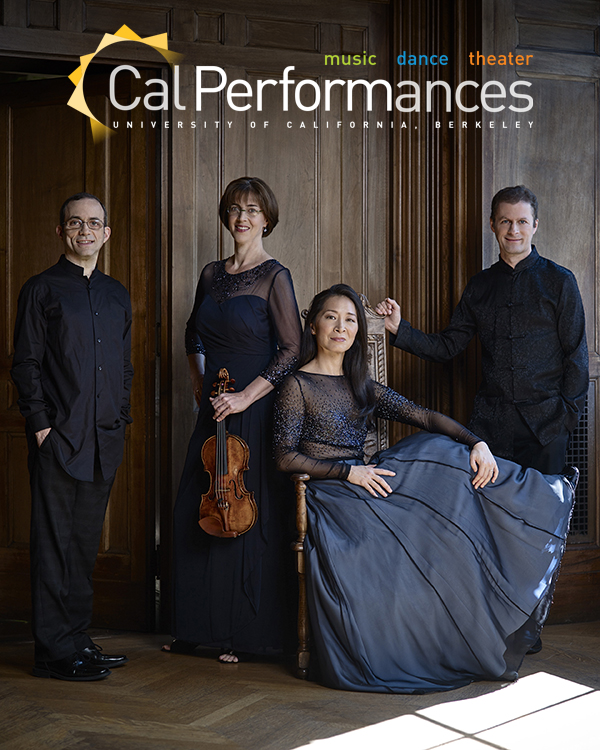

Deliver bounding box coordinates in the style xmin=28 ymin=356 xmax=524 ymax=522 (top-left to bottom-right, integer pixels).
xmin=63 ymin=219 xmax=105 ymax=231
xmin=226 ymin=206 xmax=263 ymax=217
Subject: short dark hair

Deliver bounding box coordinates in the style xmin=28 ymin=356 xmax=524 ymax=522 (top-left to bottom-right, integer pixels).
xmin=218 ymin=177 xmax=279 ymax=237
xmin=60 ymin=192 xmax=108 ymax=226
xmin=490 ymin=185 xmax=538 ymax=223
xmin=298 ymin=284 xmax=375 ymax=420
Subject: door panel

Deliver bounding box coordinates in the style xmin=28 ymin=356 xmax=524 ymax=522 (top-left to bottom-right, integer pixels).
xmin=0 ymin=73 xmax=157 ymax=631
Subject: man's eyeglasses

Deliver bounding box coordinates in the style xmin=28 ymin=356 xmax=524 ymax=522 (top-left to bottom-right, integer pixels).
xmin=226 ymin=206 xmax=263 ymax=217
xmin=63 ymin=219 xmax=105 ymax=231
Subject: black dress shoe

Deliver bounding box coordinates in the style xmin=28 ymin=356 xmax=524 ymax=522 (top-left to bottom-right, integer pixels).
xmin=526 ymin=637 xmax=543 ymax=655
xmin=80 ymin=643 xmax=129 ymax=667
xmin=33 ymin=653 xmax=111 ymax=681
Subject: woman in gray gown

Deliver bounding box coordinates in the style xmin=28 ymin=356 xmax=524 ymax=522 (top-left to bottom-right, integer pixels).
xmin=273 ymin=284 xmax=575 ymax=694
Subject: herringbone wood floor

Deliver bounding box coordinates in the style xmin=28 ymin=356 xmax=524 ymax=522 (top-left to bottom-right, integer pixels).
xmin=1 ymin=623 xmax=599 ymax=749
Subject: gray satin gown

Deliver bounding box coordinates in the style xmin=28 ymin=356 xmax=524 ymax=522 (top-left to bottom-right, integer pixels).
xmin=274 ymin=372 xmax=573 ymax=693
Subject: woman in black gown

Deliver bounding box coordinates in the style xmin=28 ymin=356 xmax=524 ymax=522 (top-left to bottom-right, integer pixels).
xmin=274 ymin=284 xmax=575 ymax=693
xmin=166 ymin=177 xmax=302 ymax=662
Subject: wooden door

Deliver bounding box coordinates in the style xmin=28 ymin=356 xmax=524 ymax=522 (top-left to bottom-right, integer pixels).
xmin=0 ymin=72 xmax=158 ymax=632
xmin=482 ymin=0 xmax=600 ymax=621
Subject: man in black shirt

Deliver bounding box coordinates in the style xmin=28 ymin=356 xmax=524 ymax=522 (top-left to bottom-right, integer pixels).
xmin=376 ymin=185 xmax=588 ymax=476
xmin=11 ymin=193 xmax=133 ymax=681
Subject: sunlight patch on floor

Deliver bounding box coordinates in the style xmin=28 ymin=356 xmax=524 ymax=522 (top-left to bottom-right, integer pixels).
xmin=295 ymin=714 xmax=462 ymax=750
xmin=293 ymin=672 xmax=598 ymax=750
xmin=416 ymin=671 xmax=590 ymax=732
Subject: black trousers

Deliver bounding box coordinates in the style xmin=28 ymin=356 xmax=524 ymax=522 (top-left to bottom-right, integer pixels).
xmin=28 ymin=434 xmax=115 ymax=662
xmin=508 ymin=410 xmax=570 ymax=475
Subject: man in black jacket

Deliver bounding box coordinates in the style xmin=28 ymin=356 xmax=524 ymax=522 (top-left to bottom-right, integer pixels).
xmin=11 ymin=193 xmax=133 ymax=681
xmin=377 ymin=185 xmax=588 ymax=475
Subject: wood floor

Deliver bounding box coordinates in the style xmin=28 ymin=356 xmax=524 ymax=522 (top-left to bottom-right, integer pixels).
xmin=1 ymin=622 xmax=599 ymax=750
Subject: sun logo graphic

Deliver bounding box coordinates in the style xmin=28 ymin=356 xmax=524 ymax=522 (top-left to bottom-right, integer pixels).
xmin=67 ymin=24 xmax=182 ymax=143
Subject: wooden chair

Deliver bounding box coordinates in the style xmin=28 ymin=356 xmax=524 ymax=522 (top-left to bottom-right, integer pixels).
xmin=290 ymin=295 xmax=389 ymax=678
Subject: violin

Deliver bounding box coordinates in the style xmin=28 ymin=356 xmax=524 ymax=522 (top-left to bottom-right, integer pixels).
xmin=199 ymin=368 xmax=258 ymax=538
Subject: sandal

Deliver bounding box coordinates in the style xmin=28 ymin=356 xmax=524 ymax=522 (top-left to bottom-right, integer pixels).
xmin=218 ymin=649 xmax=254 ymax=664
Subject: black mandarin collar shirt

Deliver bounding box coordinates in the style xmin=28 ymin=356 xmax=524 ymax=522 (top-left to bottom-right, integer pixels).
xmin=496 ymin=246 xmax=540 ymax=275
xmin=392 ymin=246 xmax=588 ymax=453
xmin=11 ymin=255 xmax=133 ymax=481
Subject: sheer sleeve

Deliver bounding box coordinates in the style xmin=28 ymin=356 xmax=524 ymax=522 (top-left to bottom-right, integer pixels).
xmin=184 ymin=266 xmax=209 ymax=355
xmin=273 ymin=375 xmax=351 ymax=480
xmin=373 ymin=382 xmax=482 ymax=448
xmin=260 ymin=268 xmax=302 ymax=385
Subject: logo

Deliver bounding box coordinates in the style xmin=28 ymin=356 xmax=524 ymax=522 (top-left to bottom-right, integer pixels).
xmin=67 ymin=24 xmax=182 ymax=142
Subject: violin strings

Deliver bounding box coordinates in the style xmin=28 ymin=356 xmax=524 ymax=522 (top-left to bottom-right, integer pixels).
xmin=217 ymin=381 xmax=227 ymax=505
xmin=217 ymin=410 xmax=224 ymax=501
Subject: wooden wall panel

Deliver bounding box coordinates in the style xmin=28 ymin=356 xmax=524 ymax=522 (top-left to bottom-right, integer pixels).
xmin=246 ymin=17 xmax=320 ymax=51
xmin=391 ymin=0 xmax=482 ymax=441
xmin=243 ymin=72 xmax=318 ymax=306
xmin=170 ymin=65 xmax=221 ymax=494
xmin=2 ymin=1 xmax=27 ymax=27
xmin=28 ymin=0 xmax=58 ymax=30
xmin=518 ymin=21 xmax=597 ymax=53
xmin=9 ymin=102 xmax=85 ymax=307
xmin=502 ymin=78 xmax=596 ymax=310
xmin=320 ymin=86 xmax=344 ymax=293
xmin=365 ymin=3 xmax=391 ymax=308
xmin=194 ymin=11 xmax=224 ymax=44
xmin=82 ymin=2 xmax=173 ymax=36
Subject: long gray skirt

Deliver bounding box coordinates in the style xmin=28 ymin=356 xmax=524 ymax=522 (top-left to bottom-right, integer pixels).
xmin=305 ymin=432 xmax=573 ymax=693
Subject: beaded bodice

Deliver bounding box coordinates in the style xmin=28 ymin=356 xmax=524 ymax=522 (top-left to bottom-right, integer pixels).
xmin=274 ymin=371 xmax=481 ymax=479
xmin=184 ymin=259 xmax=301 ymax=385
xmin=210 ymin=258 xmax=280 ymax=304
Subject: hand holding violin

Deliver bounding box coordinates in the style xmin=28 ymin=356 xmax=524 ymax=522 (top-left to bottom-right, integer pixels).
xmin=211 ymin=390 xmax=251 ymax=422
xmin=211 ymin=374 xmax=275 ymax=422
